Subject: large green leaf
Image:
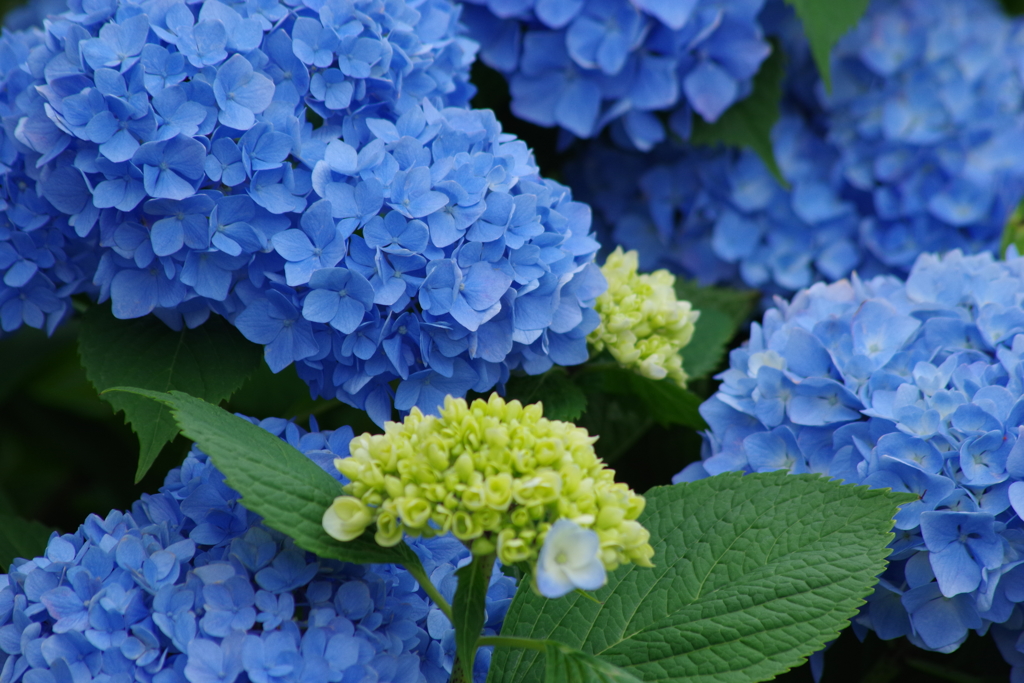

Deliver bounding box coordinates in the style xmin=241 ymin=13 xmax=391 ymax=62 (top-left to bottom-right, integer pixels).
xmin=783 ymin=0 xmax=869 ymax=91
xmin=79 ymin=305 xmax=263 ymax=481
xmin=106 ymin=388 xmax=420 ymax=568
xmin=543 ymin=642 xmax=644 ymax=683
xmin=503 ymin=369 xmax=588 ymax=422
xmin=489 ymin=472 xmax=912 ymax=683
xmin=0 ymin=514 xmax=54 ymax=572
xmin=691 ymin=47 xmax=785 ymax=184
xmin=674 ymin=280 xmax=759 ymax=381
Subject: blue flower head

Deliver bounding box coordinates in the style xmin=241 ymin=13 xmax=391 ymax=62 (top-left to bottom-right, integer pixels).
xmin=677 ymin=249 xmax=1024 ymax=667
xmin=0 ymin=0 xmax=604 ymax=424
xmin=0 ymin=0 xmax=477 ymax=339
xmin=570 ymin=0 xmax=1024 ymax=298
xmin=460 ymin=0 xmax=771 ymax=149
xmin=0 ymin=414 xmax=517 ymax=683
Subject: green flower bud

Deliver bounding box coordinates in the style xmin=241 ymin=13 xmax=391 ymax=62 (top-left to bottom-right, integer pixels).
xmin=472 ymin=536 xmax=497 ymax=556
xmin=375 ymin=508 xmax=403 ymax=547
xmin=589 ymin=247 xmax=700 ymax=389
xmin=497 ymin=529 xmax=532 ymax=565
xmin=322 ymin=496 xmax=373 ymax=542
xmin=396 ymin=496 xmax=432 ymax=529
xmin=451 ymin=510 xmax=482 ymax=540
xmin=484 ymin=473 xmax=513 ymax=510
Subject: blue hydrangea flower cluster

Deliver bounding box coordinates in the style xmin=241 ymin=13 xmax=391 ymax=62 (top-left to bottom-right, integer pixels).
xmin=0 ymin=0 xmax=605 ymax=424
xmin=824 ymin=0 xmax=1024 ymax=276
xmin=675 ymin=249 xmax=1024 ymax=665
xmin=0 ymin=0 xmax=475 ymax=332
xmin=0 ymin=414 xmax=517 ymax=683
xmin=459 ymin=0 xmax=771 ymax=150
xmin=570 ymin=0 xmax=1024 ymax=297
xmin=571 ymin=108 xmax=868 ymax=298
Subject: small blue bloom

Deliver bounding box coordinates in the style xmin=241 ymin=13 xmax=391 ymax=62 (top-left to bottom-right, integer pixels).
xmin=302 ymin=268 xmax=374 ymax=334
xmin=132 ymin=135 xmax=207 ymax=201
xmin=213 ymin=54 xmax=275 ymax=131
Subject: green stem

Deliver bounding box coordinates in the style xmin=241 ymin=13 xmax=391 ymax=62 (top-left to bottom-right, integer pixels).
xmin=406 ymin=562 xmax=454 ymax=623
xmin=476 ymin=636 xmax=548 ymax=652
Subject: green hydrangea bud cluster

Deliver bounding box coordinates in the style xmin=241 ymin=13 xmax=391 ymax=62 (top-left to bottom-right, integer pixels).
xmin=322 ymin=394 xmax=655 ymax=572
xmin=589 ymin=247 xmax=700 ymax=388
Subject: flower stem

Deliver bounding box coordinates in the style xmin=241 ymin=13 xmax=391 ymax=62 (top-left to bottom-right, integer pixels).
xmin=476 ymin=636 xmax=548 ymax=652
xmin=406 ymin=562 xmax=454 ymax=622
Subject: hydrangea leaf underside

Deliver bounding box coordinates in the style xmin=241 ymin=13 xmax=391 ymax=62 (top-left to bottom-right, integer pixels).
xmin=503 ymin=369 xmax=588 ymax=422
xmin=0 ymin=513 xmax=54 ymax=573
xmin=672 ymin=280 xmax=758 ymax=381
xmin=453 ymin=555 xmax=494 ymax=680
xmin=783 ymin=0 xmax=870 ymax=91
xmin=106 ymin=388 xmax=421 ymax=568
xmin=542 ymin=642 xmax=644 ymax=683
xmin=488 ymin=472 xmax=911 ymax=683
xmin=79 ymin=305 xmax=262 ymax=482
xmin=691 ymin=48 xmax=785 ymax=185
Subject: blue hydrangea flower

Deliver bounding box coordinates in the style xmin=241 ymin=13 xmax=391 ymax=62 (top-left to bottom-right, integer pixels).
xmin=0 ymin=414 xmax=517 ymax=683
xmin=675 ymin=249 xmax=1024 ymax=664
xmin=0 ymin=0 xmax=477 ymax=339
xmin=0 ymin=0 xmax=604 ymax=423
xmin=570 ymin=0 xmax=1024 ymax=298
xmin=823 ymin=0 xmax=1024 ymax=275
xmin=460 ymin=0 xmax=771 ymax=149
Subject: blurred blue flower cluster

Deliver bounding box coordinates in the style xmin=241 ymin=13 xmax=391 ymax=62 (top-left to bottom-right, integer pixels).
xmin=0 ymin=414 xmax=516 ymax=683
xmin=572 ymin=0 xmax=1024 ymax=297
xmin=825 ymin=0 xmax=1024 ymax=275
xmin=571 ymin=108 xmax=866 ymax=298
xmin=676 ymin=249 xmax=1024 ymax=666
xmin=0 ymin=0 xmax=605 ymax=423
xmin=460 ymin=0 xmax=771 ymax=150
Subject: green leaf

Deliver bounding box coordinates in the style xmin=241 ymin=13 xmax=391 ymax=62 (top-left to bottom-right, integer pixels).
xmin=574 ymin=390 xmax=653 ymax=464
xmin=543 ymin=642 xmax=643 ymax=683
xmin=783 ymin=0 xmax=869 ymax=91
xmin=691 ymin=47 xmax=786 ymax=184
xmin=579 ymin=366 xmax=706 ymax=431
xmin=0 ymin=514 xmax=54 ymax=572
xmin=488 ymin=472 xmax=912 ymax=683
xmin=453 ymin=554 xmax=496 ymax=681
xmin=673 ymin=279 xmax=759 ymax=381
xmin=1002 ymin=0 xmax=1024 ymax=15
xmin=78 ymin=305 xmax=263 ymax=482
xmin=1001 ymin=199 xmax=1024 ymax=258
xmin=106 ymin=388 xmax=421 ymax=568
xmin=503 ymin=369 xmax=588 ymax=422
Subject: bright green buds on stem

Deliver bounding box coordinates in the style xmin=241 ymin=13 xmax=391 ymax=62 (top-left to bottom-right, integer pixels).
xmin=589 ymin=247 xmax=700 ymax=388
xmin=322 ymin=393 xmax=655 ymax=683
xmin=323 ymin=393 xmax=655 ymax=574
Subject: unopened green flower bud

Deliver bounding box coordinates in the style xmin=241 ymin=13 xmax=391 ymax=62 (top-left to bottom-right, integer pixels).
xmin=589 ymin=247 xmax=700 ymax=388
xmin=322 ymin=496 xmax=373 ymax=542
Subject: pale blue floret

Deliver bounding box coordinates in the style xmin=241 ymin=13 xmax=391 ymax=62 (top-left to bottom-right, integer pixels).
xmin=535 ymin=519 xmax=606 ymax=599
